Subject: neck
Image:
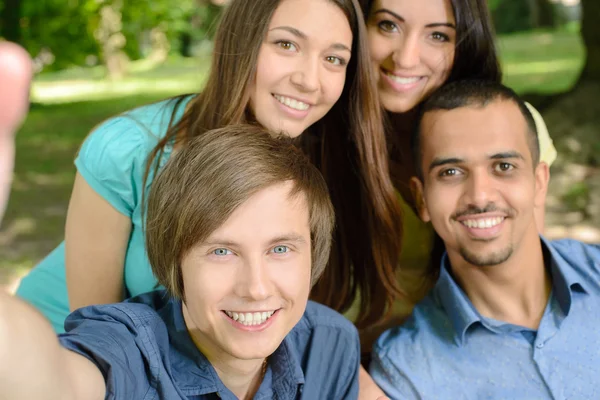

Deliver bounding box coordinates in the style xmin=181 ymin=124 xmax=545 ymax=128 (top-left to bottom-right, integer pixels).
xmin=208 ymin=355 xmax=265 ymax=400
xmin=182 ymin=305 xmax=266 ymax=399
xmin=448 ymin=233 xmax=552 ymax=329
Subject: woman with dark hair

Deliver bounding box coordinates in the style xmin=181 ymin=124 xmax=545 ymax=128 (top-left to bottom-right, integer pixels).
xmin=358 ymin=0 xmax=557 ymax=339
xmin=16 ymin=0 xmax=405 ymax=343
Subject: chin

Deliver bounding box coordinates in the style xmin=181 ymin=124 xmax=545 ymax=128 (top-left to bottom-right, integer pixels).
xmin=380 ymin=97 xmax=419 ymax=114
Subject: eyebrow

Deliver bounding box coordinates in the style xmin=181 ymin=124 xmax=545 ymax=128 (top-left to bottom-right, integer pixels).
xmin=202 ymin=233 xmax=308 ymax=248
xmin=428 ymin=157 xmax=463 ymax=173
xmin=372 ymin=9 xmax=456 ymax=29
xmin=489 ymin=151 xmax=525 ymax=161
xmin=269 ymin=26 xmax=352 ymax=53
xmin=428 ymin=152 xmax=526 ymax=172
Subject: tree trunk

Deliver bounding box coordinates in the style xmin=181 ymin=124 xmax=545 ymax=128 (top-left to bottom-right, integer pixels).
xmin=578 ymin=0 xmax=600 ymax=83
xmin=94 ymin=1 xmax=128 ymax=80
xmin=0 ymin=0 xmax=21 ymax=43
xmin=534 ymin=0 xmax=556 ymax=29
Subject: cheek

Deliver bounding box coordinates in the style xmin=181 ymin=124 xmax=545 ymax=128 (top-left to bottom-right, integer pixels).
xmin=274 ymin=259 xmax=311 ymax=300
xmin=429 ymin=47 xmax=455 ymax=79
xmin=425 ymin=186 xmax=458 ymax=222
xmin=367 ymin=33 xmax=392 ymax=65
xmin=324 ymin=73 xmax=347 ymax=104
xmin=182 ymin=266 xmax=231 ymax=309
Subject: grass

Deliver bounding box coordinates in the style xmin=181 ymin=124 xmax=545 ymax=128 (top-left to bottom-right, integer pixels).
xmin=0 ymin=29 xmax=586 ymax=284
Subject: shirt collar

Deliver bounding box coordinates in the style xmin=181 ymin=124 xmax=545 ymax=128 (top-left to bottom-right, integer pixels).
xmin=541 ymin=236 xmax=588 ymax=314
xmin=434 ymin=236 xmax=589 ymax=346
xmin=433 ymin=253 xmax=483 ymax=346
xmin=164 ymin=298 xmax=304 ymax=398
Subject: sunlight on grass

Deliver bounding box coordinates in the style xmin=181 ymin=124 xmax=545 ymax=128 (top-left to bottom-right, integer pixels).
xmin=32 ymin=78 xmax=204 ymax=103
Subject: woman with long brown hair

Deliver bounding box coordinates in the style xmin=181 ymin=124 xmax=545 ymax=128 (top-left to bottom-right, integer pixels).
xmin=17 ymin=0 xmax=404 ymax=354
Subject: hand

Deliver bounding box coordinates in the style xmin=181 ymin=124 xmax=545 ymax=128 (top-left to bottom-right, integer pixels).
xmin=0 ymin=41 xmax=33 ymax=223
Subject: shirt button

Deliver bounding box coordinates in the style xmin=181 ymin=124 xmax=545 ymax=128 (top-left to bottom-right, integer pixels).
xmin=536 ymin=342 xmax=544 ymax=349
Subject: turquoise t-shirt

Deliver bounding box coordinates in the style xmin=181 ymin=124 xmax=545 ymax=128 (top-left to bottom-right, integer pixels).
xmin=16 ymin=96 xmax=192 ymax=332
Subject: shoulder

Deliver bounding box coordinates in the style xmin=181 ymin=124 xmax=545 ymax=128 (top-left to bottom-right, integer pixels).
xmin=373 ymin=296 xmax=452 ymax=369
xmin=65 ymin=290 xmax=172 ymax=334
xmin=547 ymin=238 xmax=600 ymax=276
xmin=80 ymin=97 xmax=188 ymax=155
xmin=285 ymin=301 xmax=360 ymax=398
xmin=293 ymin=301 xmax=358 ymax=338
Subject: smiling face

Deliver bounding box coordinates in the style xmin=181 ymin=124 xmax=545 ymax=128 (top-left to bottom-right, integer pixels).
xmin=412 ymin=100 xmax=548 ymax=268
xmin=366 ymin=0 xmax=455 ymax=113
xmin=181 ymin=181 xmax=312 ymax=362
xmin=248 ymin=0 xmax=353 ymax=137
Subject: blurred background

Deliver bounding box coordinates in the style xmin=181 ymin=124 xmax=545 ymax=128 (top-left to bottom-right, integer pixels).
xmin=0 ymin=0 xmax=598 ymax=290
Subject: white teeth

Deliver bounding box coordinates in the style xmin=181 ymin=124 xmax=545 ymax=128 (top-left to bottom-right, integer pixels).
xmin=384 ymin=72 xmax=421 ymax=85
xmin=225 ymin=310 xmax=276 ymax=326
xmin=273 ymin=95 xmax=310 ymax=111
xmin=461 ymin=217 xmax=504 ymax=229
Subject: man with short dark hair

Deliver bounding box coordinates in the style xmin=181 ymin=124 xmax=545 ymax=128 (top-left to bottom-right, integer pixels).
xmin=370 ymin=80 xmax=600 ymax=399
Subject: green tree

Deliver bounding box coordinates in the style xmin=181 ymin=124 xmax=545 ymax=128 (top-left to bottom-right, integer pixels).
xmin=0 ymin=0 xmax=22 ymax=43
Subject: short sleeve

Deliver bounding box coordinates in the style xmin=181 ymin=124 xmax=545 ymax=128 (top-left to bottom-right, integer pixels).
xmin=59 ymin=304 xmax=163 ymax=399
xmin=74 ymin=117 xmax=148 ymax=217
xmin=525 ymin=102 xmax=557 ymax=167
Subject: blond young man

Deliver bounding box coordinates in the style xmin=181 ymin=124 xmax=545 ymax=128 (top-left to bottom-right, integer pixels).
xmin=0 ymin=125 xmax=361 ymax=400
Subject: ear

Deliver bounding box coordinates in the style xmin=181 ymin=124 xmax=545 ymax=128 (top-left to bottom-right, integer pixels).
xmin=534 ymin=161 xmax=550 ymax=209
xmin=410 ymin=176 xmax=431 ymax=223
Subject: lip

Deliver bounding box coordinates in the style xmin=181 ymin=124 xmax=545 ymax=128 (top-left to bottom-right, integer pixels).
xmin=272 ymin=93 xmax=313 ymax=120
xmin=222 ymin=309 xmax=280 ymax=332
xmin=379 ymin=68 xmax=424 ymax=93
xmin=455 ymin=213 xmax=507 ymax=240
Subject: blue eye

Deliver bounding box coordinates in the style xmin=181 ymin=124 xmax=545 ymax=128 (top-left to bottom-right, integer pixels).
xmin=272 ymin=246 xmax=289 ymax=254
xmin=213 ymin=248 xmax=232 ymax=256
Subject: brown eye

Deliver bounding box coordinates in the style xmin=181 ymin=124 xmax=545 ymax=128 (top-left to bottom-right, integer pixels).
xmin=378 ymin=20 xmax=398 ymax=33
xmin=495 ymin=162 xmax=514 ymax=173
xmin=276 ymin=41 xmax=297 ymax=51
xmin=431 ymin=32 xmax=450 ymax=42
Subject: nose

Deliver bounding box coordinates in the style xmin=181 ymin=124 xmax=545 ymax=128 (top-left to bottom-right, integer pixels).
xmin=392 ymin=34 xmax=420 ymax=69
xmin=290 ymin=54 xmax=320 ymax=93
xmin=235 ymin=255 xmax=271 ymax=301
xmin=463 ymin=170 xmax=497 ymax=209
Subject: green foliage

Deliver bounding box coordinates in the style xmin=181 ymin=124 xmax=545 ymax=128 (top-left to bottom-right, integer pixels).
xmin=562 ymin=182 xmax=591 ymax=213
xmin=14 ymin=0 xmax=224 ymax=70
xmin=491 ymin=1 xmax=534 ymax=34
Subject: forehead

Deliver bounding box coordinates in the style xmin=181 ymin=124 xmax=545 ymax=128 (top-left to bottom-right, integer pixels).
xmin=207 ymin=181 xmax=310 ymax=242
xmin=371 ymin=0 xmax=455 ymax=23
xmin=270 ymin=0 xmax=353 ymax=43
xmin=420 ymin=100 xmax=532 ymax=164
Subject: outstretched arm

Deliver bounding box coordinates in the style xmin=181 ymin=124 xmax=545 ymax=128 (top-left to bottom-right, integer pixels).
xmin=0 ymin=41 xmax=32 ymax=223
xmin=0 ymin=291 xmax=106 ymax=400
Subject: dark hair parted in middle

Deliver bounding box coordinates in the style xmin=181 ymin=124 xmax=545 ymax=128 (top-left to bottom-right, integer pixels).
xmin=145 ymin=125 xmax=335 ymax=299
xmin=359 ymin=0 xmax=502 ymax=84
xmin=145 ymin=0 xmax=405 ymax=328
xmin=412 ymin=80 xmax=540 ymax=180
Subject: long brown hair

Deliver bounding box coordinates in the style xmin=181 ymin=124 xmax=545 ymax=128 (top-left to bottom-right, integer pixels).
xmin=144 ymin=0 xmax=404 ymax=328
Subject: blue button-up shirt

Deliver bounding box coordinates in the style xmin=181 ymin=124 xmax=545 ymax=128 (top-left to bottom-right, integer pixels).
xmin=59 ymin=291 xmax=360 ymax=399
xmin=371 ymin=238 xmax=600 ymax=400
